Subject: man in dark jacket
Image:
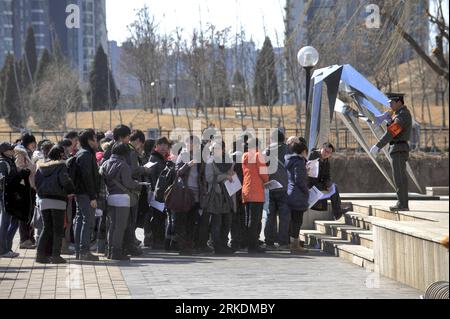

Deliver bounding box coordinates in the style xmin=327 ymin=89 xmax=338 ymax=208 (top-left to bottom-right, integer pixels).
xmin=263 ymin=130 xmax=291 ymax=249
xmin=0 ymin=142 xmax=30 ymax=258
xmin=73 ymin=129 xmax=101 ymax=261
xmin=146 ymin=137 xmax=172 ymax=250
xmin=308 ymin=143 xmax=347 ymax=220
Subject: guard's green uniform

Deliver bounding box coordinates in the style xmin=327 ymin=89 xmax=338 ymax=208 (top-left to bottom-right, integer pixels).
xmin=376 ymin=105 xmax=412 ymax=209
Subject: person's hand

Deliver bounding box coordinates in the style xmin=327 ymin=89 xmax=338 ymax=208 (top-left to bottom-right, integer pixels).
xmin=188 ymin=160 xmax=196 ymax=168
xmin=227 ymin=175 xmax=234 ymax=182
xmin=90 ymin=200 xmax=97 ymax=209
xmin=67 ymin=194 xmax=76 ymax=200
xmin=370 ymin=145 xmax=380 ymax=157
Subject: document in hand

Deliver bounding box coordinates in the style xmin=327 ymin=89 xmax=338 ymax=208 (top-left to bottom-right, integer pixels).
xmin=144 ymin=161 xmax=158 ymax=169
xmin=224 ymin=174 xmax=242 ymax=197
xmin=307 ymin=159 xmax=320 ymax=178
xmin=308 ymin=184 xmax=337 ymax=208
xmin=265 ymin=180 xmax=283 ymax=191
xmin=147 ymin=191 xmax=165 ymax=212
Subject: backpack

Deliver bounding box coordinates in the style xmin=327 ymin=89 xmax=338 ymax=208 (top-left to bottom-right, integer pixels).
xmin=154 ymin=163 xmax=176 ymax=202
xmin=66 ymin=155 xmax=79 ymax=186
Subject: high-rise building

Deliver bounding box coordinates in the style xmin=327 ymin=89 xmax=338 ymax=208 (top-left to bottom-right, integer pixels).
xmin=0 ymin=0 xmax=108 ymax=82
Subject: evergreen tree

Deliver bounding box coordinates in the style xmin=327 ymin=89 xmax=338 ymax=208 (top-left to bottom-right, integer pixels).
xmin=232 ymin=70 xmax=246 ymax=103
xmin=22 ymin=26 xmax=38 ymax=86
xmin=35 ymin=48 xmax=52 ymax=84
xmin=253 ymin=36 xmax=279 ymax=108
xmin=3 ymin=54 xmax=26 ymax=129
xmin=87 ymin=46 xmax=120 ymax=111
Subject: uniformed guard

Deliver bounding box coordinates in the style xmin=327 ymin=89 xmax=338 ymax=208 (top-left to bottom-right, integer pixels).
xmin=370 ymin=93 xmax=412 ymax=212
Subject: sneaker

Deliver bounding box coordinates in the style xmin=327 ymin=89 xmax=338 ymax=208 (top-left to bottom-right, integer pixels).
xmin=20 ymin=240 xmax=36 ymax=250
xmin=1 ymin=251 xmax=20 ymax=258
xmin=79 ymin=252 xmax=100 ymax=261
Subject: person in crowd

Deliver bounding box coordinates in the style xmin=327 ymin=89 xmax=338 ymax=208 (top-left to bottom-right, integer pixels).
xmin=143 ymin=139 xmax=156 ymax=163
xmin=14 ymin=133 xmax=37 ymax=250
xmin=32 ymin=140 xmax=55 ymax=246
xmin=147 ymin=137 xmax=173 ymax=250
xmin=175 ymin=136 xmax=209 ymax=255
xmin=73 ymin=129 xmax=101 ymax=261
xmin=230 ymin=139 xmax=247 ymax=252
xmin=100 ymin=143 xmax=141 ymax=261
xmin=58 ymin=139 xmax=73 ymax=160
xmin=205 ymin=141 xmax=236 ymax=255
xmin=35 ymin=146 xmax=76 ymax=264
xmin=285 ymin=142 xmax=310 ymax=254
xmin=263 ymin=129 xmax=290 ymax=250
xmin=64 ymin=131 xmax=79 ymax=157
xmin=32 ymin=140 xmax=52 ymax=164
xmin=308 ymin=143 xmax=349 ymax=220
xmin=0 ymin=142 xmax=31 ymax=258
xmin=242 ymin=138 xmax=269 ymax=254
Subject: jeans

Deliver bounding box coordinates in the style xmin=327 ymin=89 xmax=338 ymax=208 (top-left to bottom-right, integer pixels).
xmin=265 ymin=191 xmax=291 ymax=246
xmin=174 ymin=204 xmax=199 ymax=252
xmin=0 ymin=203 xmax=19 ymax=255
xmin=107 ymin=206 xmax=130 ymax=251
xmin=74 ymin=195 xmax=96 ymax=254
xmin=289 ymin=210 xmax=306 ymax=239
xmin=245 ymin=202 xmax=264 ymax=251
xmin=37 ymin=209 xmax=65 ymax=258
xmin=211 ymin=213 xmax=232 ymax=250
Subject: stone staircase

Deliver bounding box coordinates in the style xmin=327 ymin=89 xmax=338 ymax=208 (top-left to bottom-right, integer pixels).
xmin=300 ymin=211 xmax=375 ymax=271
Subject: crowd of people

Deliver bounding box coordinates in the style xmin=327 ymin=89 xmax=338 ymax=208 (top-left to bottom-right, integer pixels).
xmin=0 ymin=126 xmax=349 ymax=262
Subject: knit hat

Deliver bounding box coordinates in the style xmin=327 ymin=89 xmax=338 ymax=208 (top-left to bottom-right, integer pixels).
xmin=21 ymin=133 xmax=37 ymax=148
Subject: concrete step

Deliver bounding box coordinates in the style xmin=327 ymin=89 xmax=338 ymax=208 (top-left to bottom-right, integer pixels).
xmin=426 ymin=186 xmax=449 ymax=196
xmin=336 ymin=244 xmax=374 ymax=271
xmin=345 ymin=212 xmax=373 ymax=230
xmin=314 ymin=219 xmax=346 ymax=235
xmin=358 ymin=234 xmax=374 ymax=249
xmin=299 ymin=230 xmax=322 ymax=243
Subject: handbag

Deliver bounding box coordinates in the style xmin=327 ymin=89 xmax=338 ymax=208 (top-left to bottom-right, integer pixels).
xmin=164 ymin=174 xmax=194 ymax=213
xmin=110 ymin=178 xmax=139 ymax=207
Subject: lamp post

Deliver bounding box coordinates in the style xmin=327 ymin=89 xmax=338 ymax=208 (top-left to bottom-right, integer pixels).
xmin=297 ymin=46 xmax=319 ymax=112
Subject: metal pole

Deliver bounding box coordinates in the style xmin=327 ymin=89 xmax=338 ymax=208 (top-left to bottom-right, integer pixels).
xmin=304 ymin=66 xmax=313 ymax=112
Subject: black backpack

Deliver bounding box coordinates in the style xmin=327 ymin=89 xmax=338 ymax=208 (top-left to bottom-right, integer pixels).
xmin=154 ymin=163 xmax=176 ymax=202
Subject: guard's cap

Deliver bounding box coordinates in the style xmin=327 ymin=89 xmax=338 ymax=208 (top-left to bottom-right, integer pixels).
xmin=386 ymin=93 xmax=405 ymax=103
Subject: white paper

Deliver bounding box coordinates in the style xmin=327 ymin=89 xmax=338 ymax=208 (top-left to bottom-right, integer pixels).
xmin=308 ymin=186 xmax=324 ymax=209
xmin=144 ymin=161 xmax=158 ymax=169
xmin=308 ymin=184 xmax=337 ymax=208
xmin=224 ymin=174 xmax=242 ymax=197
xmin=147 ymin=191 xmax=165 ymax=212
xmin=265 ymin=180 xmax=283 ymax=191
xmin=307 ymin=159 xmax=320 ymax=178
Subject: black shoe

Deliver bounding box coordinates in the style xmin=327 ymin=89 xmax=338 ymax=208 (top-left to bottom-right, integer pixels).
xmin=36 ymin=257 xmax=51 ymax=264
xmin=390 ymin=205 xmax=409 ymax=212
xmin=79 ymin=252 xmax=100 ymax=261
xmin=334 ymin=208 xmax=350 ymax=221
xmin=50 ymin=256 xmax=67 ymax=264
xmin=111 ymin=250 xmax=130 ymax=261
xmin=248 ymin=247 xmax=266 ymax=254
xmin=124 ymin=246 xmax=143 ymax=257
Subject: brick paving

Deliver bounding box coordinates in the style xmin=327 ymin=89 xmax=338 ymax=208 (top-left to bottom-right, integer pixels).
xmin=0 ymin=238 xmax=130 ymax=299
xmin=1 ymin=230 xmax=422 ymax=299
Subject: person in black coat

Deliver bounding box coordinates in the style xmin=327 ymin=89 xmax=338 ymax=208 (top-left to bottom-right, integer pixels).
xmin=308 ymin=143 xmax=348 ymax=220
xmin=285 ymin=142 xmax=310 ymax=254
xmin=73 ymin=129 xmax=101 ymax=261
xmin=35 ymin=146 xmax=76 ymax=264
xmin=0 ymin=142 xmax=31 ymax=258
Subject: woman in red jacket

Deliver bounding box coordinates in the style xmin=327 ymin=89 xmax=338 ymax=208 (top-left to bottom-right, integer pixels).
xmin=242 ymin=138 xmax=269 ymax=254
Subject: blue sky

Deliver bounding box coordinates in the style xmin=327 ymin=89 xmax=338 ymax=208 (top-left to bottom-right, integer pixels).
xmin=106 ymin=0 xmax=287 ymax=48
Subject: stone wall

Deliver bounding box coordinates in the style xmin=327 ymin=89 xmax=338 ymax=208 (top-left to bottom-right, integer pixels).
xmin=329 ymin=152 xmax=449 ymax=193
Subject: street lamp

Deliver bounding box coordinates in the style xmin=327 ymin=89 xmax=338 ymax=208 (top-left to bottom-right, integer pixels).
xmin=297 ymin=46 xmax=319 ymax=111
